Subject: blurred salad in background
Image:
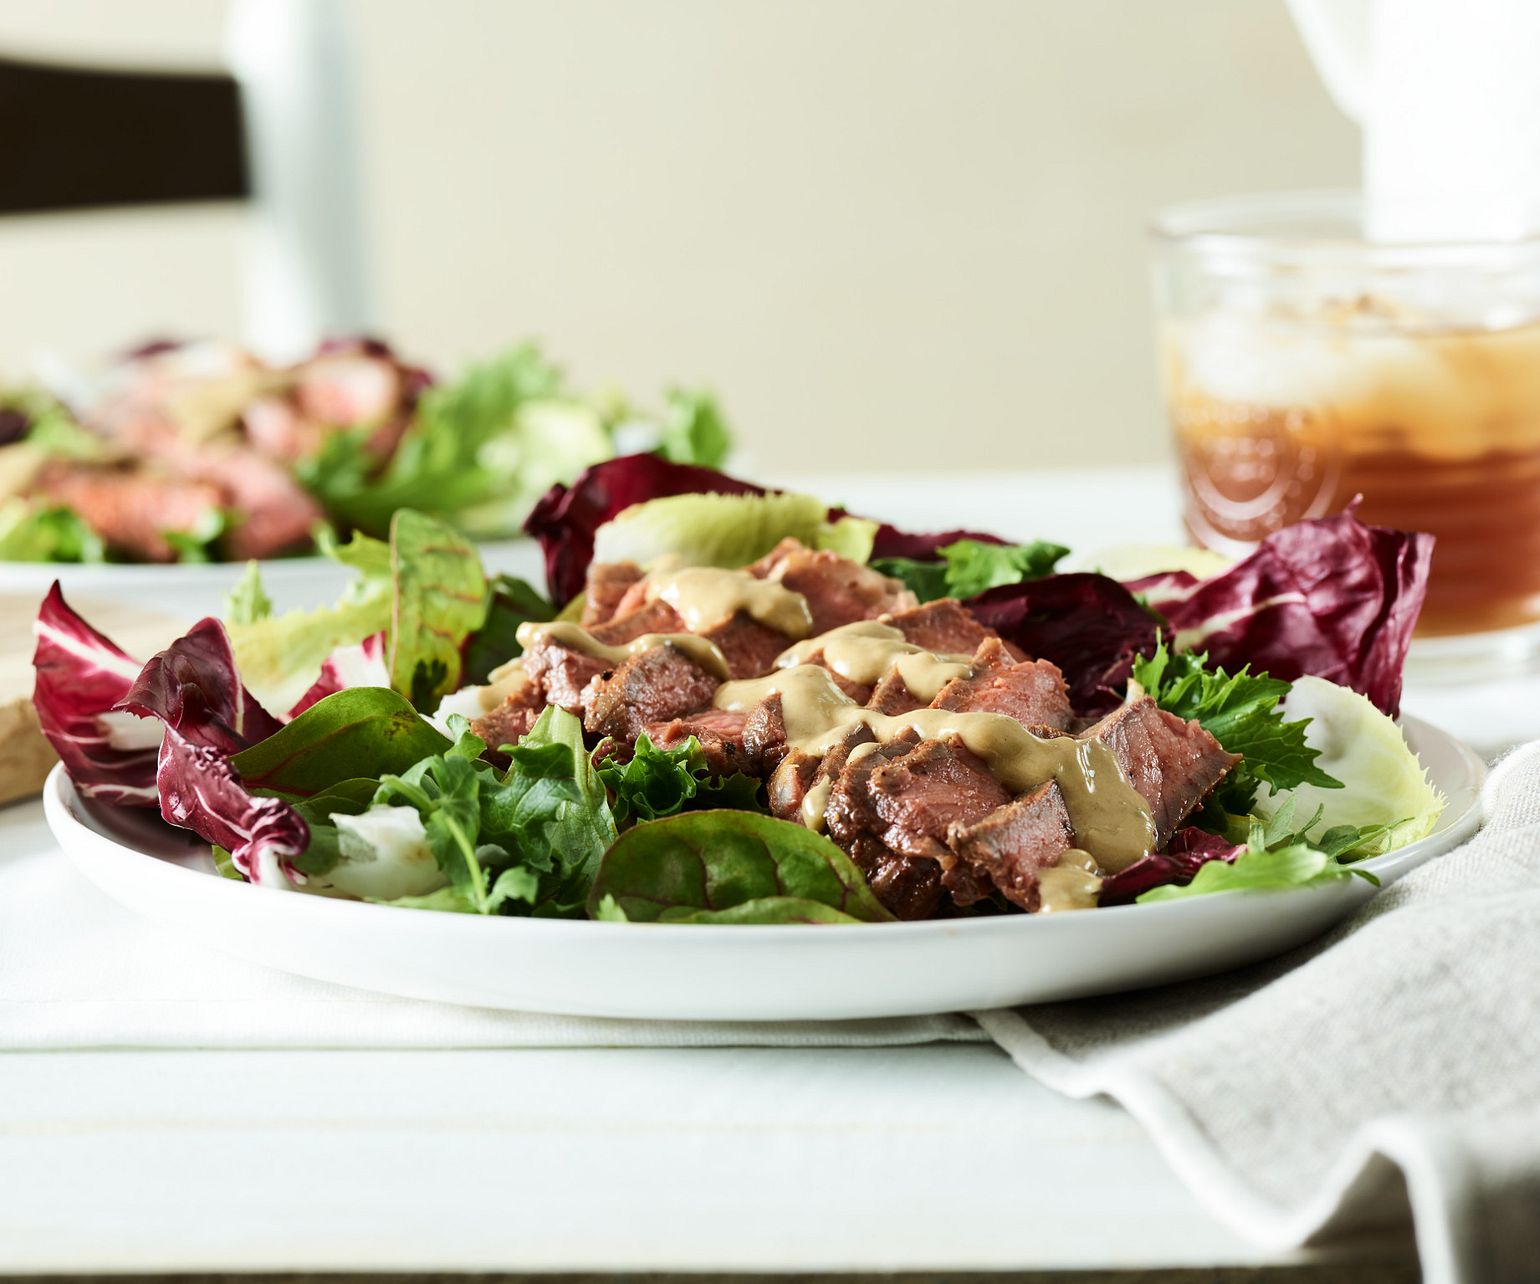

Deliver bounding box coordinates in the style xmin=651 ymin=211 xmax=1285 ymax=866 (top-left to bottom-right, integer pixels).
xmin=0 ymin=336 xmax=733 ymax=565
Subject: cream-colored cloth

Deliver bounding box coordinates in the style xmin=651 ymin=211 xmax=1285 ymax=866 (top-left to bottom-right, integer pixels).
xmin=978 ymin=740 xmax=1540 ymax=1284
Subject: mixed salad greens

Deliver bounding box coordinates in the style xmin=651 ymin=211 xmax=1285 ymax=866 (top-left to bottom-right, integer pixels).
xmin=0 ymin=338 xmax=731 ymax=565
xmin=33 ymin=455 xmax=1445 ymax=923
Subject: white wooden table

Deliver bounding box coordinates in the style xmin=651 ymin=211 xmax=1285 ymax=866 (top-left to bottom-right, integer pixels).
xmin=0 ymin=467 xmax=1494 ymax=1279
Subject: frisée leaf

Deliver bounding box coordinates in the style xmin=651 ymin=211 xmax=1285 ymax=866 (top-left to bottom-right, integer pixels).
xmin=596 ymin=734 xmax=764 ymax=823
xmin=1131 ymin=639 xmax=1340 ymax=813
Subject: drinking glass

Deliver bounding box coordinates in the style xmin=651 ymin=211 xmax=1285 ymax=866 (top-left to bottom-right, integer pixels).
xmin=1151 ymin=191 xmax=1540 ymax=667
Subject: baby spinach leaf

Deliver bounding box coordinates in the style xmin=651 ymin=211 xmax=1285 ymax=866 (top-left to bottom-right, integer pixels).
xmin=868 ymin=555 xmax=949 ymax=602
xmin=460 ymin=573 xmax=553 ymax=686
xmin=230 ymin=688 xmax=451 ymax=798
xmin=587 ymin=810 xmax=894 ymax=924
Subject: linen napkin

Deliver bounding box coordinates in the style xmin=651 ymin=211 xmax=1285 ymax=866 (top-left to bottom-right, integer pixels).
xmin=977 ymin=740 xmax=1540 ymax=1284
xmin=0 ymin=801 xmax=981 ymax=1050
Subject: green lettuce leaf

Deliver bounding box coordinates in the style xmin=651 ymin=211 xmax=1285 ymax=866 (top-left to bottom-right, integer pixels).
xmin=0 ymin=498 xmax=106 ymax=564
xmin=225 ymin=561 xmax=274 ymax=624
xmin=162 ymin=508 xmax=229 ymax=564
xmin=654 ymin=388 xmax=732 ymax=469
xmin=298 ymin=345 xmax=609 ymax=538
xmin=591 ymin=490 xmax=877 ymax=570
xmin=363 ymin=708 xmax=616 ymax=916
xmin=387 ymin=508 xmax=489 ymax=709
xmin=872 ymin=538 xmax=1068 ymax=602
xmin=597 ymin=734 xmax=764 ymax=824
xmin=1138 ymin=807 xmax=1381 ymax=903
xmin=1131 ymin=639 xmax=1341 ymax=814
xmin=231 ymin=687 xmax=452 ymax=798
xmin=460 ymin=574 xmax=554 ymax=686
xmin=226 ymin=583 xmax=391 ymax=715
xmin=587 ymin=810 xmax=894 ymax=924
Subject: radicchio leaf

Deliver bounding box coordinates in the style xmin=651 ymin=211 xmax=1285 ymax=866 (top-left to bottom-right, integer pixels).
xmin=31 ymin=583 xmax=159 ymax=806
xmin=156 ymin=726 xmax=309 ymax=886
xmin=868 ymin=525 xmax=1004 ymax=561
xmin=965 ymin=573 xmax=1159 ymax=715
xmin=524 ymin=453 xmax=1009 ymax=604
xmin=525 ymin=454 xmax=767 ymax=603
xmin=1098 ymin=827 xmax=1242 ymax=906
xmin=118 ymin=618 xmax=284 ymax=753
xmin=287 ymin=631 xmax=389 ymax=719
xmin=1129 ymin=502 xmax=1432 ymax=716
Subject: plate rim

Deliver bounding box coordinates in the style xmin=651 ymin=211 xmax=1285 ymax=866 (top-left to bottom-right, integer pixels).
xmin=41 ymin=710 xmax=1487 ymax=941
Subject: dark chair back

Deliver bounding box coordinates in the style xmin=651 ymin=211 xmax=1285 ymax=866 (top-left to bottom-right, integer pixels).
xmin=0 ymin=55 xmax=249 ymax=216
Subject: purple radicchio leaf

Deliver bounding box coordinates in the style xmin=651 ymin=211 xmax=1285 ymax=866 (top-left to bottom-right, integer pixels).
xmin=1098 ymin=827 xmax=1243 ymax=906
xmin=1127 ymin=501 xmax=1432 ymax=716
xmin=965 ymin=573 xmax=1160 ymax=715
xmin=117 ymin=618 xmax=284 ymax=753
xmin=523 ymin=453 xmax=1011 ymax=605
xmin=287 ymin=631 xmax=389 ymax=719
xmin=156 ymin=726 xmax=309 ymax=886
xmin=31 ymin=582 xmax=159 ymax=806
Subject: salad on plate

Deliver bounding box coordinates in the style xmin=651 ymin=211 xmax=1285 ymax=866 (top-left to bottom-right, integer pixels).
xmin=34 ymin=455 xmax=1445 ymax=925
xmin=1 ymin=337 xmax=731 ymax=564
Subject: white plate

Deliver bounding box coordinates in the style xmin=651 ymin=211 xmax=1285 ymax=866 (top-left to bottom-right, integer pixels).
xmin=0 ymin=539 xmax=546 ymax=619
xmin=42 ymin=714 xmax=1484 ymax=1021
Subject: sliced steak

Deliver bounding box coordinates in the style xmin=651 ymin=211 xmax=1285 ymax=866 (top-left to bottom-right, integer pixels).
xmin=865 ymin=738 xmax=1011 ymax=861
xmin=741 ymin=693 xmax=789 ymax=775
xmin=584 ymin=645 xmax=723 ymax=742
xmin=469 ymin=683 xmax=547 ymax=753
xmin=931 ymin=638 xmax=1072 ymax=732
xmin=882 ymin=599 xmax=995 ymax=655
xmin=867 ymin=670 xmax=925 ymax=715
xmin=522 ymin=636 xmax=609 ymax=713
xmin=1084 ymin=696 xmax=1239 ymax=844
xmin=824 ymin=730 xmax=944 ymax=921
xmin=946 ymin=783 xmax=1074 ymax=910
xmin=848 ymin=835 xmax=945 ymax=922
xmin=33 ymin=461 xmax=225 ymax=563
xmin=590 ymin=599 xmax=686 ymax=644
xmin=645 ymin=708 xmax=750 ymax=778
xmin=582 ymin=561 xmax=645 ymax=627
xmin=758 ymin=543 xmax=918 ymax=633
xmin=767 ymin=750 xmax=820 ymax=824
xmin=175 ymin=445 xmax=323 ymax=560
xmin=703 ymin=614 xmax=789 ymax=678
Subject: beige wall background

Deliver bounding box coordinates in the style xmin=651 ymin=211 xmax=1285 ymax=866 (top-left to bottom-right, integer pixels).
xmin=0 ymin=0 xmax=1355 ymax=471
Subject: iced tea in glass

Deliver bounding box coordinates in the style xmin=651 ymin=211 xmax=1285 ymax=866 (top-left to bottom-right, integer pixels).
xmin=1152 ymin=192 xmax=1540 ymax=647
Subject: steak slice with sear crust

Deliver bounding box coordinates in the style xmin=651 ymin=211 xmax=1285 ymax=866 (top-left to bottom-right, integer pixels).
xmin=583 ymin=645 xmax=723 ymax=743
xmin=644 ymin=708 xmax=751 ymax=778
xmin=931 ymin=637 xmax=1073 ymax=732
xmin=881 ymin=599 xmax=995 ymax=656
xmin=864 ymin=737 xmax=1011 ymax=861
xmin=581 ymin=561 xmax=645 ymax=627
xmin=1084 ymin=696 xmax=1239 ymax=845
xmin=946 ymin=783 xmax=1075 ymax=910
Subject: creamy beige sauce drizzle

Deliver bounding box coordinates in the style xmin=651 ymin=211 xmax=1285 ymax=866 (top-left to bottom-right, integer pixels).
xmin=1036 ymin=848 xmax=1103 ymax=913
xmin=775 ymin=621 xmax=971 ymax=701
xmin=645 ymin=567 xmax=813 ymax=638
xmin=716 ymin=664 xmax=1154 ymax=869
xmin=800 ymin=779 xmax=833 ymax=833
xmin=515 ymin=621 xmax=731 ymax=680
